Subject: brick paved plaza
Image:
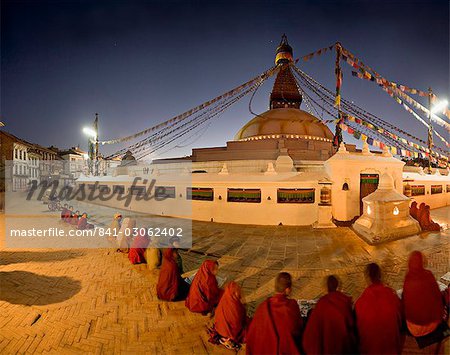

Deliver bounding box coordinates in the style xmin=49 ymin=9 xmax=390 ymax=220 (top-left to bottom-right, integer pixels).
xmin=0 ymin=196 xmax=449 ymax=354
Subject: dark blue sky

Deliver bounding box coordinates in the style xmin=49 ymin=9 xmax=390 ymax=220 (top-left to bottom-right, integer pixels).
xmin=2 ymin=0 xmax=448 ymax=159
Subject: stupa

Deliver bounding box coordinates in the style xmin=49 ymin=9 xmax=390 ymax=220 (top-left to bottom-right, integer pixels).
xmin=353 ymin=171 xmax=421 ymax=244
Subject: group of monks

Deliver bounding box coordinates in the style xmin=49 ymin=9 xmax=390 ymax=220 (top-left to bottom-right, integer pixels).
xmin=60 ymin=204 xmax=94 ymax=230
xmin=410 ymin=201 xmax=441 ymax=231
xmin=111 ymin=216 xmax=178 ymax=268
xmin=156 ymin=248 xmax=449 ymax=354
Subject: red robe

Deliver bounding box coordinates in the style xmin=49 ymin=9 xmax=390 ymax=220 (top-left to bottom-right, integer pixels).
xmin=355 ymin=282 xmax=403 ymax=354
xmin=409 ymin=201 xmax=419 ymax=220
xmin=64 ymin=212 xmax=73 ymax=223
xmin=185 ymin=260 xmax=221 ymax=313
xmin=303 ymin=291 xmax=356 ymax=354
xmin=419 ymin=205 xmax=440 ymax=231
xmin=128 ymin=231 xmax=150 ymax=264
xmin=246 ymin=293 xmax=303 ymax=355
xmin=214 ymin=282 xmax=248 ymax=343
xmin=70 ymin=214 xmax=79 ymax=225
xmin=77 ymin=217 xmax=93 ymax=230
xmin=403 ymin=251 xmax=444 ymax=326
xmin=60 ymin=208 xmax=69 ymax=220
xmin=443 ymin=287 xmax=450 ymax=310
xmin=157 ymin=248 xmax=186 ymax=301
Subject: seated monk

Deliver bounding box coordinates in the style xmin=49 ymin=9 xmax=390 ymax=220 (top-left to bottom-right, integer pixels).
xmin=64 ymin=206 xmax=74 ymax=223
xmin=419 ymin=205 xmax=441 ymax=231
xmin=146 ymin=236 xmax=162 ymax=271
xmin=117 ymin=217 xmax=136 ymax=253
xmin=209 ymin=281 xmax=250 ymax=350
xmin=444 ymin=286 xmax=450 ymax=313
xmin=185 ymin=260 xmax=222 ymax=314
xmin=128 ymin=229 xmax=150 ymax=264
xmin=417 ymin=203 xmax=426 ymax=227
xmin=157 ymin=248 xmax=189 ymax=301
xmin=60 ymin=204 xmax=70 ymax=220
xmin=303 ymin=275 xmax=356 ymax=355
xmin=110 ymin=213 xmax=122 ymax=238
xmin=410 ymin=201 xmax=419 ymax=220
xmin=70 ymin=210 xmax=80 ymax=225
xmin=77 ymin=212 xmax=94 ymax=230
xmin=402 ymin=251 xmax=445 ymax=337
xmin=246 ymin=272 xmax=303 ymax=355
xmin=355 ymin=263 xmax=404 ymax=354
xmin=169 ymin=236 xmax=183 ymax=273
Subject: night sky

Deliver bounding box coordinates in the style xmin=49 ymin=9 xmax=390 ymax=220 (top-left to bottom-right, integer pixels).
xmin=2 ymin=0 xmax=448 ymax=159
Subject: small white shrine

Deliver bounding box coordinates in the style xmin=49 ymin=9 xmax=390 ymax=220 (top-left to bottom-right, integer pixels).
xmin=353 ymin=171 xmax=421 ymax=244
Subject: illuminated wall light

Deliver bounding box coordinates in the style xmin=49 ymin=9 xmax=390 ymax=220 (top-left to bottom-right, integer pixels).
xmin=393 ymin=206 xmax=399 ymax=215
xmin=367 ymin=205 xmax=372 ymax=215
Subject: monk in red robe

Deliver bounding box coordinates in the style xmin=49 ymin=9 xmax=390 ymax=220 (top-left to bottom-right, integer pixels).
xmin=128 ymin=229 xmax=150 ymax=264
xmin=355 ymin=263 xmax=403 ymax=354
xmin=60 ymin=204 xmax=70 ymax=220
xmin=410 ymin=201 xmax=419 ymax=220
xmin=402 ymin=251 xmax=444 ymax=337
xmin=64 ymin=206 xmax=74 ymax=223
xmin=246 ymin=272 xmax=303 ymax=355
xmin=157 ymin=248 xmax=189 ymax=301
xmin=70 ymin=210 xmax=80 ymax=225
xmin=185 ymin=260 xmax=222 ymax=314
xmin=210 ymin=281 xmax=250 ymax=349
xmin=418 ymin=205 xmax=441 ymax=231
xmin=444 ymin=286 xmax=450 ymax=312
xmin=303 ymin=275 xmax=356 ymax=354
xmin=77 ymin=212 xmax=94 ymax=230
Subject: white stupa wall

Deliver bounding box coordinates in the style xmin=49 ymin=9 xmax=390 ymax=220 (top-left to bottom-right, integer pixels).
xmin=402 ymin=171 xmax=450 ymax=209
xmin=324 ymin=147 xmax=405 ymax=222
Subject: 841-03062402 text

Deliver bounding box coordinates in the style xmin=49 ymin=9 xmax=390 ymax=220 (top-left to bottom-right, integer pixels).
xmin=9 ymin=227 xmax=185 ymax=238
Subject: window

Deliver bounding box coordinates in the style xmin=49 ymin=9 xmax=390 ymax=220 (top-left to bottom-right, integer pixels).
xmin=155 ymin=186 xmax=176 ymax=199
xmin=14 ymin=149 xmax=18 ymax=159
xmin=113 ymin=185 xmax=125 ymax=194
xmin=129 ymin=186 xmax=146 ymax=196
xmin=187 ymin=187 xmax=214 ymax=201
xmin=227 ymin=188 xmax=261 ymax=203
xmin=431 ymin=185 xmax=443 ymax=194
xmin=277 ymin=188 xmax=315 ymax=203
xmin=411 ymin=185 xmax=425 ymax=196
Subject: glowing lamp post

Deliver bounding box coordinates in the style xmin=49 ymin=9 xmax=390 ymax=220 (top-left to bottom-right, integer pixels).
xmin=82 ymin=113 xmax=99 ymax=176
xmin=431 ymin=99 xmax=448 ymax=114
xmin=427 ymin=91 xmax=448 ymax=173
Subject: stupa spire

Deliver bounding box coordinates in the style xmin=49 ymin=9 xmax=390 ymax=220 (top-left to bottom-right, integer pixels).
xmin=270 ymin=35 xmax=302 ymax=109
xmin=275 ymin=34 xmax=294 ymax=65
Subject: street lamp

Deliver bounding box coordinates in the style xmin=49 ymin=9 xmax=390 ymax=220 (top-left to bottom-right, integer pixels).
xmin=427 ymin=96 xmax=448 ymax=173
xmin=82 ymin=127 xmax=97 ymax=138
xmin=82 ymin=113 xmax=99 ymax=176
xmin=431 ymin=99 xmax=448 ymax=114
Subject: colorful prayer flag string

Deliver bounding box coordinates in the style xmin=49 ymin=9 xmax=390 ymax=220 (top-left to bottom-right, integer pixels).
xmin=296 ymin=44 xmax=335 ymax=63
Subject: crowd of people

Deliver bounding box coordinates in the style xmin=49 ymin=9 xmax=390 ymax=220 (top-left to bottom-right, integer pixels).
xmin=161 ymin=250 xmax=449 ymax=353
xmin=60 ymin=204 xmax=94 ymax=230
xmin=61 ymin=211 xmax=450 ymax=353
xmin=156 ymin=246 xmax=449 ymax=353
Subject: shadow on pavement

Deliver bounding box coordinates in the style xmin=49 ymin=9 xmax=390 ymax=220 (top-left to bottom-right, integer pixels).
xmin=0 ymin=270 xmax=82 ymax=305
xmin=0 ymin=250 xmax=85 ymax=266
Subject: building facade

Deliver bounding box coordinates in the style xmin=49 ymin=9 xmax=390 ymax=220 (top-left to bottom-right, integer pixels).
xmin=74 ymin=37 xmax=450 ymax=226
